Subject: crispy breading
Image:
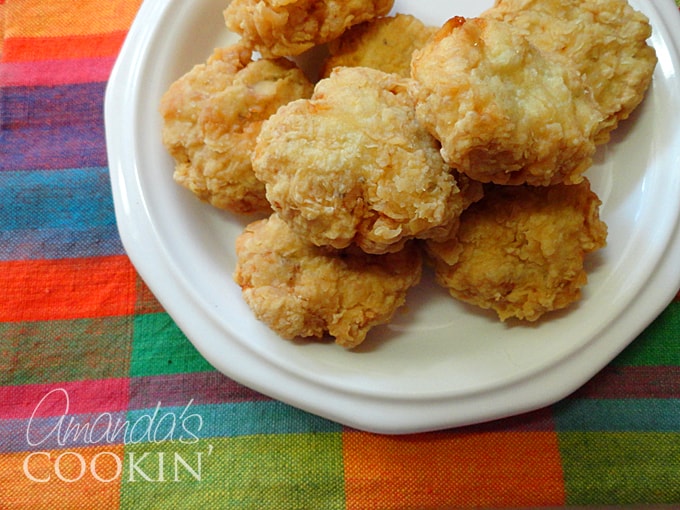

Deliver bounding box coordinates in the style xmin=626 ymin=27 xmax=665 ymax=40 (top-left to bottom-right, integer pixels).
xmin=409 ymin=17 xmax=603 ymax=186
xmin=253 ymin=66 xmax=478 ymax=254
xmin=233 ymin=213 xmax=422 ymax=348
xmin=482 ymin=0 xmax=657 ymax=143
xmin=159 ymin=44 xmax=314 ymax=214
xmin=224 ymin=0 xmax=395 ymax=58
xmin=425 ymin=180 xmax=608 ymax=322
xmin=320 ymin=14 xmax=437 ymax=78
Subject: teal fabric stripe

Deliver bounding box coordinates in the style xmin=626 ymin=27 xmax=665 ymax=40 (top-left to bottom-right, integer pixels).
xmin=125 ymin=402 xmax=342 ymax=442
xmin=0 ymin=167 xmax=116 ymax=231
xmin=0 ymin=166 xmax=122 ymax=259
xmin=4 ymin=401 xmax=341 ymax=450
xmin=554 ymin=398 xmax=680 ymax=432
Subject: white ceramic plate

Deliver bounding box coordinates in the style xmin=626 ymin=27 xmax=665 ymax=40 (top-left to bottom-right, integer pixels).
xmin=106 ymin=0 xmax=680 ymax=433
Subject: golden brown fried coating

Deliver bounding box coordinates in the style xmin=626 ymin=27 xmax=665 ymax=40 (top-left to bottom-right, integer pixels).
xmin=425 ymin=180 xmax=608 ymax=322
xmin=159 ymin=44 xmax=314 ymax=214
xmin=224 ymin=0 xmax=395 ymax=58
xmin=233 ymin=213 xmax=422 ymax=348
xmin=409 ymin=17 xmax=603 ymax=186
xmin=253 ymin=66 xmax=477 ymax=255
xmin=482 ymin=0 xmax=657 ymax=143
xmin=320 ymin=14 xmax=437 ymax=78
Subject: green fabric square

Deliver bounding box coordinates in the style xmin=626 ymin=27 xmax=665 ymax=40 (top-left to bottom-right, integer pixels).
xmin=120 ymin=434 xmax=345 ymax=509
xmin=559 ymin=431 xmax=680 ymax=505
xmin=0 ymin=317 xmax=133 ymax=385
xmin=614 ymin=301 xmax=680 ymax=366
xmin=131 ymin=313 xmax=214 ymax=377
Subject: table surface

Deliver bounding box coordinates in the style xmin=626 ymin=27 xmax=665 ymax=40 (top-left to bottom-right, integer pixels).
xmin=2 ymin=0 xmax=679 ymax=508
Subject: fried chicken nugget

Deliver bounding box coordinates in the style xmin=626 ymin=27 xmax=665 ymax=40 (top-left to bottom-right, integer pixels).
xmin=482 ymin=0 xmax=657 ymax=143
xmin=410 ymin=17 xmax=603 ymax=186
xmin=233 ymin=213 xmax=422 ymax=348
xmin=253 ymin=66 xmax=477 ymax=255
xmin=320 ymin=14 xmax=437 ymax=78
xmin=224 ymin=0 xmax=395 ymax=58
xmin=159 ymin=44 xmax=314 ymax=214
xmin=425 ymin=180 xmax=608 ymax=322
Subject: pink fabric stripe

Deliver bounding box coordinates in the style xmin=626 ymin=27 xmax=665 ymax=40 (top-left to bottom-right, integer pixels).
xmin=128 ymin=372 xmax=272 ymax=410
xmin=0 ymin=379 xmax=129 ymax=420
xmin=0 ymin=56 xmax=116 ymax=87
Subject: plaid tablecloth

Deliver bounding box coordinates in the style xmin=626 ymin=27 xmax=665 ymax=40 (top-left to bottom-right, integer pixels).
xmin=1 ymin=0 xmax=680 ymax=508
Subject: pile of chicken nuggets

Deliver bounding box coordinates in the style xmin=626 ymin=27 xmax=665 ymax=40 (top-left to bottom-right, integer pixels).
xmin=159 ymin=0 xmax=657 ymax=348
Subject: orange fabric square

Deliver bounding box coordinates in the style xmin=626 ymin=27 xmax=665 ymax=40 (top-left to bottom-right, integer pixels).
xmin=3 ymin=0 xmax=141 ymax=38
xmin=0 ymin=256 xmax=137 ymax=322
xmin=344 ymin=431 xmax=565 ymax=509
xmin=0 ymin=445 xmax=123 ymax=509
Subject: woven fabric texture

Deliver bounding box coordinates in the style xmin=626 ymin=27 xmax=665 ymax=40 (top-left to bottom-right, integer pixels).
xmin=1 ymin=0 xmax=679 ymax=508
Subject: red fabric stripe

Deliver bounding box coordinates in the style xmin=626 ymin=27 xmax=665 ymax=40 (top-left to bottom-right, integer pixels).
xmin=0 ymin=378 xmax=129 ymax=420
xmin=571 ymin=365 xmax=680 ymax=399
